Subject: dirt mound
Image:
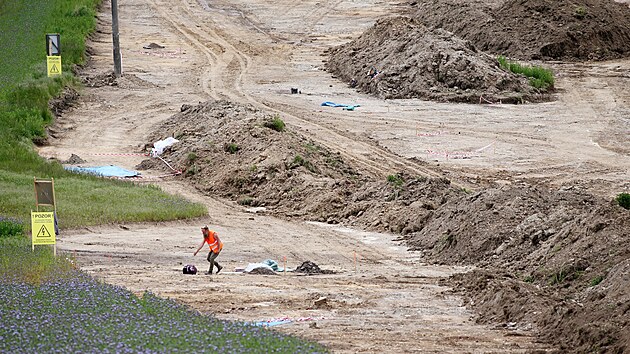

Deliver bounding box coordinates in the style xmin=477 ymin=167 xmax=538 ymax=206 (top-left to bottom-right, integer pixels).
xmin=326 ymin=17 xmax=546 ymax=103
xmin=62 ymin=154 xmax=86 ymax=165
xmin=144 ymin=99 xmax=460 ymax=230
xmin=248 ymin=267 xmax=277 ymax=275
xmin=82 ymin=72 xmax=157 ymax=89
xmin=410 ymin=0 xmax=630 ymax=61
xmin=295 ymin=261 xmax=334 ymax=275
xmin=144 ymin=99 xmax=629 ymax=351
xmin=407 ymin=184 xmax=630 ymax=352
xmin=83 ymin=72 xmax=117 ymax=88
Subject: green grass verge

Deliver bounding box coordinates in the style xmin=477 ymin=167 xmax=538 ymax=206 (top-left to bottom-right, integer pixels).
xmin=0 ymin=0 xmax=207 ymax=231
xmin=0 ymin=170 xmax=207 ymax=230
xmin=497 ymin=56 xmax=555 ymax=90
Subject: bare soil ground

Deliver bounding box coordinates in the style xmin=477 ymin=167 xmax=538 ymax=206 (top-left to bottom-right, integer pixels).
xmin=39 ymin=0 xmax=629 ymax=352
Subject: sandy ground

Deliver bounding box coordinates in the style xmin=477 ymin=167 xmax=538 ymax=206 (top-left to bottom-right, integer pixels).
xmin=39 ymin=0 xmax=629 ymax=352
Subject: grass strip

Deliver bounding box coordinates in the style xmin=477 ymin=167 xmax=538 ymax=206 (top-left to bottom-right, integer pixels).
xmin=497 ymin=55 xmax=555 ymax=90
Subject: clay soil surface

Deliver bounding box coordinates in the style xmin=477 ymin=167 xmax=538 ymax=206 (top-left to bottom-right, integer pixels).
xmin=39 ymin=0 xmax=629 ymax=352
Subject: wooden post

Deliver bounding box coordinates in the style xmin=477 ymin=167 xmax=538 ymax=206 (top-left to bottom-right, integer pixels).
xmin=111 ymin=0 xmax=122 ymax=77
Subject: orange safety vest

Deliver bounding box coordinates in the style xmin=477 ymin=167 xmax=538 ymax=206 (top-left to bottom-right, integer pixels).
xmin=204 ymin=231 xmax=223 ymax=253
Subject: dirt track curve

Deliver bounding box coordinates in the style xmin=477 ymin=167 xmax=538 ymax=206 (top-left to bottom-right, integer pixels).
xmin=39 ymin=0 xmax=629 ymax=352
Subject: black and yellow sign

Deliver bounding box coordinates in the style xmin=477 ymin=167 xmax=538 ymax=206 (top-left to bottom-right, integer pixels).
xmin=31 ymin=211 xmax=56 ymax=245
xmin=47 ymin=56 xmax=62 ymax=77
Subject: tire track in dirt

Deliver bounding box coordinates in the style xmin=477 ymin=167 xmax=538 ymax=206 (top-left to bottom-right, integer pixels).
xmin=149 ymin=0 xmax=457 ymax=184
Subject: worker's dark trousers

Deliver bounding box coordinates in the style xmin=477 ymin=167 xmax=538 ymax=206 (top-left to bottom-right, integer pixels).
xmin=207 ymin=251 xmax=221 ymax=273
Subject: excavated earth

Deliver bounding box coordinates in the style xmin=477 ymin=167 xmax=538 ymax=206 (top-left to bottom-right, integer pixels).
xmin=409 ymin=0 xmax=630 ymax=61
xmin=143 ymin=96 xmax=629 ymax=352
xmin=325 ymin=17 xmax=549 ymax=103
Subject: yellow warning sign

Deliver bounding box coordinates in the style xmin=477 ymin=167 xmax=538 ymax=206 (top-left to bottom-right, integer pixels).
xmin=31 ymin=211 xmax=56 ymax=245
xmin=47 ymin=56 xmax=62 ymax=77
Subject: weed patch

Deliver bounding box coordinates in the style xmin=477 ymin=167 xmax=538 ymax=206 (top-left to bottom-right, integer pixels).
xmin=291 ymin=155 xmax=317 ymax=173
xmin=387 ymin=174 xmax=404 ymax=189
xmin=497 ymin=56 xmax=554 ymax=90
xmin=590 ymin=275 xmax=604 ymax=287
xmin=224 ymin=143 xmax=240 ymax=154
xmin=0 ymin=217 xmax=24 ymax=238
xmin=616 ymin=193 xmax=630 ymax=210
xmin=264 ymin=114 xmax=286 ymax=132
xmin=574 ymin=6 xmax=587 ymax=19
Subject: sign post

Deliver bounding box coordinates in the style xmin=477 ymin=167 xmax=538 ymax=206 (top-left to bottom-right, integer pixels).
xmin=111 ymin=0 xmax=122 ymax=77
xmin=33 ymin=178 xmax=58 ymax=255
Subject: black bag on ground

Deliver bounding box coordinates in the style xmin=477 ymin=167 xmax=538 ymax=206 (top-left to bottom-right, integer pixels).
xmin=183 ymin=264 xmax=197 ymax=275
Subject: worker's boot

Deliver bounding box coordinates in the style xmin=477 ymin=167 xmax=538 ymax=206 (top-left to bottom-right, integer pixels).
xmin=216 ymin=264 xmax=223 ymax=274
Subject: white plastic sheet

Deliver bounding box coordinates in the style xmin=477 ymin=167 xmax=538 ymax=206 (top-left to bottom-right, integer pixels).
xmin=151 ymin=137 xmax=179 ymax=156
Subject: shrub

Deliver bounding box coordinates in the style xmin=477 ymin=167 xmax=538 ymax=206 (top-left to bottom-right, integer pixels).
xmin=264 ymin=115 xmax=285 ymax=132
xmin=616 ymin=193 xmax=630 ymax=210
xmin=291 ymin=155 xmax=316 ymax=173
xmin=590 ymin=275 xmax=604 ymax=287
xmin=497 ymin=56 xmax=554 ymax=90
xmin=574 ymin=6 xmax=587 ymax=19
xmin=387 ymin=174 xmax=404 ymax=188
xmin=224 ymin=143 xmax=239 ymax=154
xmin=293 ymin=155 xmax=305 ymax=166
xmin=186 ymin=152 xmax=197 ymax=164
xmin=185 ymin=165 xmax=198 ymax=177
xmin=0 ymin=217 xmax=24 ymax=238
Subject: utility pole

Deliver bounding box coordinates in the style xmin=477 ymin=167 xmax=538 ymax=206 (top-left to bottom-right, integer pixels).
xmin=111 ymin=0 xmax=122 ymax=77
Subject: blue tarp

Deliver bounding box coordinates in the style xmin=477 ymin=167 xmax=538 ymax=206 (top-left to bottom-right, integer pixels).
xmin=65 ymin=165 xmax=140 ymax=177
xmin=320 ymin=101 xmax=360 ymax=111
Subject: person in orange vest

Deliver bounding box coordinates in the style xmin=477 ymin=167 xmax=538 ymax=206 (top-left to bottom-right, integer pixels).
xmin=193 ymin=226 xmax=223 ymax=275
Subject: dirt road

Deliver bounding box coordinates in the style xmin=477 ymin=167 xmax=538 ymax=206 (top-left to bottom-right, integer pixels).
xmin=41 ymin=0 xmax=629 ymax=352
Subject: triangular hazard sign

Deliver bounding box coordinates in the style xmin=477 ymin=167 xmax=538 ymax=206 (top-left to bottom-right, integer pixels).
xmin=50 ymin=64 xmax=60 ymax=74
xmin=37 ymin=225 xmax=52 ymax=237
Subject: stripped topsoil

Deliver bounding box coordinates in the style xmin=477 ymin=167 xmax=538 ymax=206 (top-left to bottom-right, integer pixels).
xmin=141 ymin=99 xmax=629 ymax=353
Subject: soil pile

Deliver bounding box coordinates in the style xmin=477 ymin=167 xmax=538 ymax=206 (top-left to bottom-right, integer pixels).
xmin=143 ymin=99 xmax=460 ymax=230
xmin=144 ymin=100 xmax=629 ymax=351
xmin=410 ymin=0 xmax=630 ymax=61
xmin=295 ymin=261 xmax=334 ymax=275
xmin=248 ymin=267 xmax=277 ymax=275
xmin=326 ymin=17 xmax=544 ymax=103
xmin=408 ymin=184 xmax=630 ymax=352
